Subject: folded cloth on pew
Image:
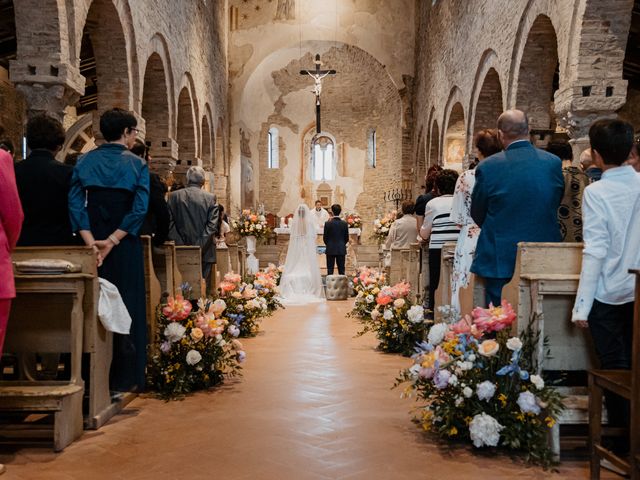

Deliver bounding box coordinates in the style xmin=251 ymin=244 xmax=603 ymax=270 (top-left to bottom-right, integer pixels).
xmin=98 ymin=278 xmax=132 ymax=334
xmin=13 ymin=259 xmax=81 ymax=274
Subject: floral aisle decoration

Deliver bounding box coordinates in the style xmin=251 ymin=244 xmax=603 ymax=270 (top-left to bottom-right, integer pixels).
xmin=217 ymin=272 xmax=268 ymax=337
xmin=395 ymin=301 xmax=564 ymax=466
xmin=372 ymin=211 xmax=397 ymax=244
xmin=147 ymin=294 xmax=244 ymax=399
xmin=348 ymin=267 xmax=388 ymax=319
xmin=249 ymin=265 xmax=284 ymax=314
xmin=355 ymin=281 xmax=428 ymax=356
xmin=231 ymin=209 xmax=270 ymax=240
xmin=344 ymin=212 xmax=362 ymax=229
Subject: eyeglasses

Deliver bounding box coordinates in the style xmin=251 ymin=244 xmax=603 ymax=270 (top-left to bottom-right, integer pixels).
xmin=129 ymin=127 xmax=140 ymax=135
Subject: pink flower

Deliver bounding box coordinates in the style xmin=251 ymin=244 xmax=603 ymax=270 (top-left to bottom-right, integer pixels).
xmin=376 ymin=294 xmax=393 ymax=306
xmin=471 ymin=300 xmax=516 ymax=333
xmin=223 ymin=273 xmax=242 ymax=284
xmin=391 ymin=281 xmax=411 ymax=299
xmin=162 ymin=295 xmax=192 ymax=322
xmin=219 ymin=281 xmax=237 ymax=294
xmin=448 ymin=315 xmax=483 ymax=339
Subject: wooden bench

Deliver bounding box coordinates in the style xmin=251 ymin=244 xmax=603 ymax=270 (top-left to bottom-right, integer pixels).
xmin=355 ymin=245 xmax=381 ymax=271
xmin=141 ymin=236 xmax=162 ymax=350
xmin=175 ymin=246 xmax=203 ymax=297
xmin=152 ymin=242 xmax=183 ymax=297
xmin=255 ymin=244 xmax=281 ymax=270
xmin=434 ymin=242 xmax=456 ymax=320
xmin=7 ymin=247 xmax=118 ymax=430
xmin=1 ymin=272 xmax=87 ymax=451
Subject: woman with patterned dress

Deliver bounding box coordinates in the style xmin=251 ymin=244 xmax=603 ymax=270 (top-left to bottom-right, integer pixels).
xmin=450 ymin=130 xmax=501 ymax=316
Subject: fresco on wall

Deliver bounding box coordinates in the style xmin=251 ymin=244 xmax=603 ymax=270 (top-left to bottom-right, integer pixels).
xmin=240 ymin=129 xmax=255 ymax=208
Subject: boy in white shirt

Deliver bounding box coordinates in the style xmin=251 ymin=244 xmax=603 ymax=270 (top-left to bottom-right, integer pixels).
xmin=572 ymin=119 xmax=640 ymax=455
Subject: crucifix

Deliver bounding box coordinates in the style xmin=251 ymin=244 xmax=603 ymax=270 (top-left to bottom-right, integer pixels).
xmin=300 ymin=54 xmax=336 ymax=134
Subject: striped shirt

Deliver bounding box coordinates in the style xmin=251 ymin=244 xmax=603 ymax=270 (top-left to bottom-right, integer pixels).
xmin=420 ymin=195 xmax=460 ymax=249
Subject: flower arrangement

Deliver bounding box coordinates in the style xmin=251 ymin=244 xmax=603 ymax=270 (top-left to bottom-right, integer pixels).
xmin=355 ymin=281 xmax=428 ymax=356
xmin=147 ymin=294 xmax=244 ymax=399
xmin=395 ymin=301 xmax=564 ymax=466
xmin=344 ymin=212 xmax=362 ymax=229
xmin=372 ymin=211 xmax=397 ymax=243
xmin=231 ymin=209 xmax=270 ymax=240
xmin=217 ymin=272 xmax=268 ymax=337
xmin=249 ymin=265 xmax=284 ymax=314
xmin=348 ymin=267 xmax=388 ymax=319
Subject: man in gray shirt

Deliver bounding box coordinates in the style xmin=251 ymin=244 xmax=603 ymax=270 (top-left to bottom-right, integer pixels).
xmin=167 ymin=166 xmax=219 ymax=289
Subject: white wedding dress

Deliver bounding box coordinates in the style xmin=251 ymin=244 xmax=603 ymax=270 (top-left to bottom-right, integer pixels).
xmin=279 ymin=204 xmax=325 ymax=305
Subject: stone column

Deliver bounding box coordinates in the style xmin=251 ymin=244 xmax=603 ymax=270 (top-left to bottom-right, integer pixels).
xmin=554 ymin=80 xmax=627 ymax=163
xmin=10 ymin=59 xmax=84 ymax=121
xmin=148 ymin=137 xmax=179 ymax=177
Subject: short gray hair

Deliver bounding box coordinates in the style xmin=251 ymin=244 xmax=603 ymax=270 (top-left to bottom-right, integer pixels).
xmin=579 ymin=148 xmax=593 ymax=169
xmin=497 ymin=109 xmax=529 ymax=138
xmin=186 ymin=166 xmax=206 ymax=186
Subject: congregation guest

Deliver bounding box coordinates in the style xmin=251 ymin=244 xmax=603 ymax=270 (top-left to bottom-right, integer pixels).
xmin=69 ymin=108 xmax=149 ymax=393
xmin=312 ymin=200 xmax=330 ymax=228
xmin=167 ymin=166 xmax=219 ymax=289
xmin=15 ymin=114 xmax=79 ymax=246
xmin=580 ymin=148 xmax=602 ymax=183
xmin=548 ymin=142 xmax=589 ymax=242
xmin=384 ymin=200 xmax=418 ymax=250
xmin=0 ymin=148 xmax=23 ymax=357
xmin=130 ymin=139 xmax=170 ymax=248
xmin=215 ymin=204 xmax=231 ymax=249
xmin=572 ymin=119 xmax=640 ymax=456
xmin=624 ymin=139 xmax=640 ymax=172
xmin=0 ymin=138 xmax=15 ymax=161
xmin=450 ymin=129 xmax=501 ymax=316
xmin=420 ymin=169 xmax=460 ymax=315
xmin=414 ymin=165 xmax=442 ymax=231
xmin=470 ymin=110 xmax=563 ymax=307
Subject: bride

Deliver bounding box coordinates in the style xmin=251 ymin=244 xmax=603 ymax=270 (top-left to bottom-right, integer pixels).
xmin=279 ymin=204 xmax=325 ymax=305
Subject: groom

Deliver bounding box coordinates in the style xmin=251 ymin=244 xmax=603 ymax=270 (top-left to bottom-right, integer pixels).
xmin=323 ymin=204 xmax=349 ymax=275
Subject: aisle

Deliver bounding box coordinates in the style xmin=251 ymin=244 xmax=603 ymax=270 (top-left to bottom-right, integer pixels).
xmin=3 ymin=301 xmax=596 ymax=479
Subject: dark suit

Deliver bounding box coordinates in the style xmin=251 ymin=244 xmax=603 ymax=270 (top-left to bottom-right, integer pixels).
xmin=15 ymin=149 xmax=80 ymax=246
xmin=323 ymin=216 xmax=349 ymax=275
xmin=470 ymin=141 xmax=563 ymax=305
xmin=140 ymin=172 xmax=170 ymax=247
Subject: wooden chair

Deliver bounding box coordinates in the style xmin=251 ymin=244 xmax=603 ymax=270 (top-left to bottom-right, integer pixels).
xmin=1 ymin=272 xmax=87 ymax=451
xmin=141 ymin=236 xmax=162 ymax=349
xmin=588 ymin=268 xmax=640 ymax=479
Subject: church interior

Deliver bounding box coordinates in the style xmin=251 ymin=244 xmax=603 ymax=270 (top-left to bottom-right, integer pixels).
xmin=1 ymin=0 xmax=640 ymax=478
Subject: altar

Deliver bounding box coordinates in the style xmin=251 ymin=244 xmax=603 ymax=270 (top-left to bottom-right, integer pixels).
xmin=273 ymin=227 xmax=362 ymax=273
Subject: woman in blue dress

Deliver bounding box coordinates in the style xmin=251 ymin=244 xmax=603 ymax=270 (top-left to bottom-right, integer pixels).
xmin=69 ymin=108 xmax=150 ymax=392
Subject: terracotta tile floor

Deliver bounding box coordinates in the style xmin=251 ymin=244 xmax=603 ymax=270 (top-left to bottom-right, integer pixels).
xmin=1 ymin=301 xmax=605 ymax=479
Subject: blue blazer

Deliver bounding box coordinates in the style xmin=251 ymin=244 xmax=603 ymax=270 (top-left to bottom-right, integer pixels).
xmin=470 ymin=141 xmax=564 ymax=279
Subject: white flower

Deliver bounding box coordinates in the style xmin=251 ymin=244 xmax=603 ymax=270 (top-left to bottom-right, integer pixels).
xmin=530 ymin=374 xmax=545 ymax=390
xmin=467 ymin=354 xmax=476 ymax=362
xmin=462 ymin=386 xmax=473 ymax=398
xmin=506 ymin=337 xmax=523 ymax=351
xmin=164 ymin=322 xmax=186 ymax=343
xmin=186 ymin=349 xmax=202 ymax=365
xmin=366 ymin=295 xmax=374 ymax=304
xmin=427 ymin=323 xmax=448 ymax=346
xmin=407 ymin=305 xmax=424 ymax=324
xmin=517 ymin=391 xmax=541 ymax=415
xmin=228 ymin=325 xmax=240 ymax=337
xmin=237 ymin=350 xmax=246 ymax=363
xmin=408 ymin=363 xmax=421 ymax=378
xmin=448 ymin=374 xmax=458 ymax=386
xmin=455 ymin=396 xmax=464 ymax=407
xmin=469 ymin=413 xmax=504 ymax=448
xmin=383 ymin=309 xmax=394 ymax=320
xmin=215 ymin=337 xmax=227 ymax=347
xmin=476 ymin=381 xmax=496 ymax=401
xmin=256 ymin=224 xmax=263 ymax=230
xmin=215 ymin=334 xmax=223 ymax=341
xmin=371 ymin=309 xmax=380 ymax=320
xmin=456 ymin=360 xmax=473 ymax=371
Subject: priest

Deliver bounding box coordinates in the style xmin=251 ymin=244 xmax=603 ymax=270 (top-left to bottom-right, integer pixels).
xmin=312 ymin=200 xmax=330 ymax=228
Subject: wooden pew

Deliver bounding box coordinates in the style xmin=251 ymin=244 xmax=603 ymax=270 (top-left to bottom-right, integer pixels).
xmin=175 ymin=246 xmax=203 ymax=298
xmin=434 ymin=242 xmax=456 ymax=320
xmin=141 ymin=236 xmax=162 ymax=349
xmin=355 ymin=245 xmax=381 ymax=270
xmin=255 ymin=244 xmax=281 ymax=270
xmin=152 ymin=242 xmax=183 ymax=297
xmin=1 ymin=272 xmax=87 ymax=451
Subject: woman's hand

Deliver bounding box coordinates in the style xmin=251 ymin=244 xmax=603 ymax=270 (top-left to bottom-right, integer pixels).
xmin=90 ymin=244 xmax=104 ymax=267
xmin=94 ymin=239 xmax=115 ymax=262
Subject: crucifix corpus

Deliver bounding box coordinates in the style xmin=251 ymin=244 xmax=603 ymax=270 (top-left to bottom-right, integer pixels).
xmin=299 ymin=54 xmax=336 ymax=134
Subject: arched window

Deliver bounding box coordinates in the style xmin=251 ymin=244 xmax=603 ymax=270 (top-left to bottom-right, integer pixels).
xmin=312 ymin=135 xmax=335 ymax=181
xmin=267 ymin=127 xmax=279 ymax=169
xmin=367 ymin=128 xmax=376 ymax=168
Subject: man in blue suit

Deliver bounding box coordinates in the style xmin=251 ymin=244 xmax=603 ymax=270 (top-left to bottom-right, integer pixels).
xmin=470 ymin=110 xmax=564 ymax=307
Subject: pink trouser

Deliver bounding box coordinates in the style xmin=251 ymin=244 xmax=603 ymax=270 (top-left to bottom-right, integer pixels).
xmin=0 ymin=298 xmax=11 ymax=356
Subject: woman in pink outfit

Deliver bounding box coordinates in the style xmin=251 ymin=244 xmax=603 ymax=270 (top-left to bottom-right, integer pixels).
xmin=0 ymin=148 xmax=24 ymax=356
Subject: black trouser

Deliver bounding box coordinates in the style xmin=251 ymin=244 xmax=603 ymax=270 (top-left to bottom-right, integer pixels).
xmin=427 ymin=248 xmax=441 ymax=314
xmin=588 ymin=299 xmax=634 ymax=450
xmin=326 ymin=255 xmax=345 ymax=275
xmin=483 ymin=276 xmax=511 ymax=307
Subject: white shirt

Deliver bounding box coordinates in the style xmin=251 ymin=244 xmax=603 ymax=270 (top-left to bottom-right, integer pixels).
xmin=420 ymin=195 xmax=460 ymax=249
xmin=312 ymin=207 xmax=330 ymax=228
xmin=572 ymin=166 xmax=640 ymax=321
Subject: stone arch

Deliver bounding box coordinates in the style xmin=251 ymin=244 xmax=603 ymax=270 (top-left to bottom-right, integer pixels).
xmin=176 ymin=85 xmax=198 ymax=174
xmin=467 ymin=50 xmax=504 ymax=148
xmin=141 ymin=33 xmax=176 ymax=137
xmin=513 ymin=15 xmax=559 ymax=134
xmin=429 ymin=118 xmax=440 ymax=167
xmin=77 ymin=0 xmax=135 ymax=117
xmin=442 ymin=88 xmax=466 ymax=169
xmin=201 ymin=105 xmax=213 ymax=171
xmin=141 ymin=51 xmax=173 ymax=175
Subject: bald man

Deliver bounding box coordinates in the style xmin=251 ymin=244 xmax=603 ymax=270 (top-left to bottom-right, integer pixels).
xmin=580 ymin=148 xmax=602 ymax=183
xmin=470 ymin=109 xmax=564 ymax=307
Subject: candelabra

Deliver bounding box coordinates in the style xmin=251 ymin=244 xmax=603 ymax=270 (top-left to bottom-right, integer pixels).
xmin=383 ymin=187 xmax=412 ymax=211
